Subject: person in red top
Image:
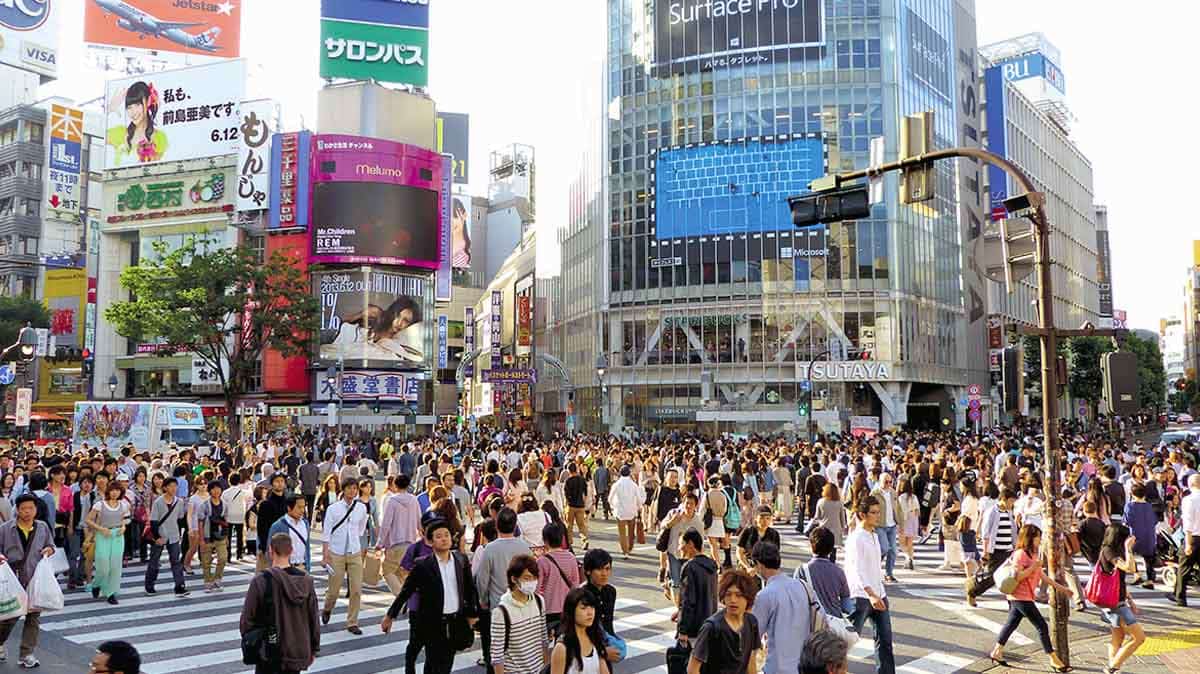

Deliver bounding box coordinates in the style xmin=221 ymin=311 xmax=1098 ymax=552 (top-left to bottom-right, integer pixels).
xmin=989 ymin=524 xmax=1074 ymax=672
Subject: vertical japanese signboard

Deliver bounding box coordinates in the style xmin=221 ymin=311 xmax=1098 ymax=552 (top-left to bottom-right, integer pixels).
xmin=269 ymin=130 xmax=312 ymax=229
xmin=436 ymin=153 xmax=452 ymax=301
xmin=437 ymin=314 xmax=448 ymax=370
xmin=237 ymin=100 xmax=275 ymax=213
xmin=464 ymin=307 xmax=475 ymax=378
xmin=517 ymin=295 xmax=532 ymax=354
xmin=46 ymin=104 xmax=83 ymax=224
xmin=490 ymin=291 xmax=502 ymax=370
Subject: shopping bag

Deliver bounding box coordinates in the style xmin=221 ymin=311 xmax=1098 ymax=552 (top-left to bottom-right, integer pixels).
xmin=994 ymin=559 xmax=1019 ymax=595
xmin=363 ymin=551 xmax=383 ymax=586
xmin=28 ymin=558 xmax=64 ymax=612
xmin=50 ymin=547 xmax=69 ymax=576
xmin=0 ymin=563 xmax=27 ymax=621
xmin=636 ymin=519 xmax=646 ymax=545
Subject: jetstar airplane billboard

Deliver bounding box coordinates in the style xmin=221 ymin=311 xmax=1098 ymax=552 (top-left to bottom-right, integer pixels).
xmin=84 ymin=0 xmax=242 ymax=58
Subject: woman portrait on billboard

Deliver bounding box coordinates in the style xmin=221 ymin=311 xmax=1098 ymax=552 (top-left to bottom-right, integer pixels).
xmin=451 ymin=197 xmax=471 ymax=268
xmin=326 ymin=296 xmax=425 ymax=364
xmin=106 ymin=81 xmax=168 ymax=166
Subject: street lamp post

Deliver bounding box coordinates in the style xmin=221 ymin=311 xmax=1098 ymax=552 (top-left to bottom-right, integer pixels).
xmin=805 ymin=141 xmax=1072 ymax=663
xmin=595 ymin=354 xmax=608 ymax=431
xmin=0 ymin=324 xmax=38 ymax=363
xmin=325 ymin=357 xmax=344 ymax=436
xmin=107 ymin=375 xmax=118 ymax=400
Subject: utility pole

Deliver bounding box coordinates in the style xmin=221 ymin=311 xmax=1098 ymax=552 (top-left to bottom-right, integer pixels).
xmin=790 ymin=126 xmax=1079 ymax=663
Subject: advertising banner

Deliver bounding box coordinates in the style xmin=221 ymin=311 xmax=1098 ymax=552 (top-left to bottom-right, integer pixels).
xmin=436 ymin=154 xmax=452 ymax=301
xmin=46 ymin=104 xmax=83 ymax=224
xmin=436 ymin=112 xmax=469 ymax=185
xmin=104 ymin=167 xmax=234 ymax=226
xmin=490 ymin=291 xmax=502 ymax=370
xmin=653 ymin=0 xmax=823 ymax=77
xmin=437 ymin=314 xmax=448 ymax=370
xmin=236 ymin=100 xmax=275 ymax=213
xmin=44 ymin=268 xmax=85 ymax=351
xmin=0 ymin=0 xmax=59 ymax=81
xmin=1096 ymin=229 xmax=1113 ymax=320
xmin=103 ymin=59 xmax=247 ymax=169
xmin=15 ymin=388 xmax=32 ymax=427
xmin=516 ymin=295 xmax=532 ymax=352
xmin=463 ymin=307 xmax=475 ymax=377
xmin=904 ymin=7 xmax=951 ymax=99
xmin=315 ymin=268 xmax=430 ymax=368
xmin=320 ymin=19 xmax=428 ymax=87
xmin=315 ymin=370 xmax=420 ymax=402
xmin=268 ymin=131 xmax=312 ymax=230
xmin=849 ymin=415 xmax=880 ymax=439
xmin=310 ymin=134 xmax=442 ymax=267
xmin=987 ymin=316 xmax=1003 ymax=349
xmin=652 ymin=137 xmax=825 ymax=239
xmin=190 ymin=355 xmax=226 ymax=394
xmin=321 ymin=0 xmax=429 ymax=27
xmin=984 ymin=65 xmax=1009 ymax=221
xmin=450 ymin=193 xmax=472 ymax=269
xmin=84 ymin=0 xmax=242 ymax=58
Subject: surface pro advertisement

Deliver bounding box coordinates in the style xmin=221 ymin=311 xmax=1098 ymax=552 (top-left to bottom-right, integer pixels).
xmin=653 ymin=0 xmax=824 ymax=76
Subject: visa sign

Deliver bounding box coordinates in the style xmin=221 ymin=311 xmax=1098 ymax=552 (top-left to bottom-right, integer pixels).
xmin=0 ymin=0 xmax=49 ymax=30
xmin=998 ymin=53 xmax=1065 ymax=94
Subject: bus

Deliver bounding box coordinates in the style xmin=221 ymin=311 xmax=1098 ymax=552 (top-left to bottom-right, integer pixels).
xmin=0 ymin=412 xmax=71 ymax=446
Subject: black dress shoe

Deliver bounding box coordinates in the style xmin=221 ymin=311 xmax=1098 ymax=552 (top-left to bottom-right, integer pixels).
xmin=347 ymin=625 xmax=362 ymax=635
xmin=1164 ymin=593 xmax=1188 ymax=607
xmin=321 ymin=610 xmax=331 ymax=625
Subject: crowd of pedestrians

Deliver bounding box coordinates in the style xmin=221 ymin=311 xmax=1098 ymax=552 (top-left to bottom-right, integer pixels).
xmin=0 ymin=418 xmax=1186 ymax=673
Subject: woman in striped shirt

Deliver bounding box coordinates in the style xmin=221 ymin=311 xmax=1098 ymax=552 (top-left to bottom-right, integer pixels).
xmin=492 ymin=554 xmax=549 ymax=674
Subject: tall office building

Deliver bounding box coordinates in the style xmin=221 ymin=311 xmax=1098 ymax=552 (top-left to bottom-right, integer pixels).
xmin=1161 ymin=316 xmax=1186 ymax=394
xmin=1184 ymin=242 xmax=1200 ymax=390
xmin=600 ymin=0 xmax=990 ymax=433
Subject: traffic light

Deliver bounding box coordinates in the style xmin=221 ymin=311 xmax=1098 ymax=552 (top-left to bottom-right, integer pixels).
xmin=81 ymin=359 xmax=93 ymax=378
xmin=789 ymin=184 xmax=872 ymax=228
xmin=899 ymin=111 xmax=935 ymax=204
xmin=797 ymin=387 xmax=812 ymax=417
xmin=1102 ymin=351 xmax=1139 ymax=416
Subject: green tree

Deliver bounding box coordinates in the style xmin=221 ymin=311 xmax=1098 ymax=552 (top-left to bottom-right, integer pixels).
xmin=105 ymin=237 xmax=318 ymax=437
xmin=0 ymin=295 xmax=49 ymax=352
xmin=1121 ymin=332 xmax=1167 ymax=411
xmin=1066 ymin=336 xmax=1112 ymax=415
xmin=1022 ymin=334 xmax=1066 ymax=412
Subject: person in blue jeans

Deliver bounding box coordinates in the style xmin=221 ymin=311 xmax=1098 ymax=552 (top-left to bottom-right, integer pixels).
xmin=845 ymin=495 xmax=895 ymax=674
xmin=871 ymin=474 xmax=901 ymax=583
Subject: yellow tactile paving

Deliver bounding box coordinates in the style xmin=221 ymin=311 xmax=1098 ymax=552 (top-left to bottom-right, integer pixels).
xmin=1137 ymin=628 xmax=1200 ymax=656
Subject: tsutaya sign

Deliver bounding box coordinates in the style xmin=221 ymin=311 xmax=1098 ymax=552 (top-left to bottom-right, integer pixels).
xmin=796 ymin=360 xmax=893 ymax=381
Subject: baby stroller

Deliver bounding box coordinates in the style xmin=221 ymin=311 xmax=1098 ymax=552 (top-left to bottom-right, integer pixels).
xmin=1157 ymin=521 xmax=1200 ymax=589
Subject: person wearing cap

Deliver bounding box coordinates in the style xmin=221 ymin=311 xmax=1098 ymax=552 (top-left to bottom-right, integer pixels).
xmin=0 ymin=493 xmax=56 ymax=667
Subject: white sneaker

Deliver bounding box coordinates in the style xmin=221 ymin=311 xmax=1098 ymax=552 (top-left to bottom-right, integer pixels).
xmin=18 ymin=654 xmax=39 ymax=668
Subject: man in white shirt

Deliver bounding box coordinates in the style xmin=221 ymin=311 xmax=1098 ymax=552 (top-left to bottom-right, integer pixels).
xmin=608 ymin=466 xmax=643 ymax=558
xmin=321 ymin=477 xmax=368 ymax=634
xmin=1171 ymin=474 xmax=1200 ymax=606
xmin=845 ymin=495 xmax=895 ymax=674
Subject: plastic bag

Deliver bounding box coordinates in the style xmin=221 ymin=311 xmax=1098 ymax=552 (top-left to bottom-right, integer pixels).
xmin=50 ymin=547 xmax=68 ymax=576
xmin=0 ymin=563 xmax=27 ymax=621
xmin=28 ymin=558 xmax=63 ymax=612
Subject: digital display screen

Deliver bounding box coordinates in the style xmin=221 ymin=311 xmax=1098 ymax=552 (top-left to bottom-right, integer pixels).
xmin=311 ymin=182 xmax=440 ymax=267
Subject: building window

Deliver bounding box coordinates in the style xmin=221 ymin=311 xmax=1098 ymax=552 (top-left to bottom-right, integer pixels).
xmin=246 ymin=234 xmax=265 ymax=265
xmin=245 ymin=358 xmax=263 ymax=393
xmin=0 ymin=125 xmax=15 ymax=147
xmin=50 ymin=372 xmax=83 ymax=395
xmin=0 ymin=197 xmax=11 ymax=216
xmin=22 ymin=122 xmax=43 ymax=143
xmin=20 ymin=237 xmax=37 ymax=255
xmin=20 ymin=162 xmax=39 ymax=180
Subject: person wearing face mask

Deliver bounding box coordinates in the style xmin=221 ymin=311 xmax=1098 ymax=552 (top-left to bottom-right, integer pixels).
xmin=490 ymin=554 xmax=548 ymax=674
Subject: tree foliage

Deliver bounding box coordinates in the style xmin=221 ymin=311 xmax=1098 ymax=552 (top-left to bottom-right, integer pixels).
xmin=0 ymin=295 xmax=49 ymax=351
xmin=104 ymin=237 xmax=318 ymax=435
xmin=1066 ymin=336 xmax=1112 ymax=410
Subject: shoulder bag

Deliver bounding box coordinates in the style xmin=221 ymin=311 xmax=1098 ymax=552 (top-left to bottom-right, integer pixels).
xmin=241 ymin=571 xmax=278 ymax=665
xmin=144 ymin=498 xmax=179 ymax=541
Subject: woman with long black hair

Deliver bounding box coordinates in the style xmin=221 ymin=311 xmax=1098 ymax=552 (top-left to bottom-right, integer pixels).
xmin=1097 ymin=523 xmax=1146 ymax=674
xmin=550 ymin=588 xmax=609 ymax=674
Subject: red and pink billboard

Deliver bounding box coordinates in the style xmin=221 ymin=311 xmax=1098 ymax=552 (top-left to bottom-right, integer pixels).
xmin=309 ymin=134 xmax=444 ymax=269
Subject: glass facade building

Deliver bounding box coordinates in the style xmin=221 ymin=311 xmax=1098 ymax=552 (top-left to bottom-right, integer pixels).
xmin=602 ymin=0 xmax=988 ymax=432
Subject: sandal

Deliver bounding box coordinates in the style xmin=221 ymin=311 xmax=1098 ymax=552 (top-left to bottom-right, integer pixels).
xmin=989 ymin=655 xmax=1010 ymax=667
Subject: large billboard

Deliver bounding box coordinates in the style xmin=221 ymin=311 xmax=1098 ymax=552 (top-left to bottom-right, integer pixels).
xmin=268 ymin=130 xmax=313 ymax=230
xmin=46 ymin=104 xmax=83 ymax=224
xmin=44 ymin=268 xmax=85 ymax=351
xmin=315 ymin=268 xmax=431 ymax=369
xmin=309 ymin=134 xmax=443 ymax=268
xmin=436 ymin=112 xmax=469 ymax=185
xmin=651 ymin=136 xmax=825 ymax=239
xmin=319 ymin=0 xmax=429 ymax=88
xmin=0 ymin=0 xmax=59 ymax=81
xmin=84 ymin=0 xmax=242 ymax=58
xmin=103 ymin=166 xmax=235 ymax=226
xmin=103 ymin=59 xmax=247 ymax=169
xmin=653 ymin=0 xmax=824 ymax=77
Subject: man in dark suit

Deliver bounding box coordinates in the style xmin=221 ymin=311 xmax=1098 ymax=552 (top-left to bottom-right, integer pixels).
xmin=382 ymin=519 xmax=479 ymax=674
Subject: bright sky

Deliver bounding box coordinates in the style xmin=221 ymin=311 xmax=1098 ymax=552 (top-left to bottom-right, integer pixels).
xmin=38 ymin=1 xmax=1195 ymax=330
